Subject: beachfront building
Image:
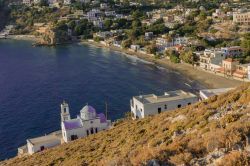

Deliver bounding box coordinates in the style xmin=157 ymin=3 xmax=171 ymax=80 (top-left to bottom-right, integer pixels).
xmin=199 ymin=88 xmax=234 ymax=100
xmin=61 ymin=102 xmax=111 ymax=143
xmin=219 ymin=58 xmax=239 ymax=75
xmin=199 ymin=49 xmax=225 ymax=72
xmin=233 ymin=63 xmax=250 ymax=79
xmin=156 ymin=37 xmax=173 ymax=50
xmin=130 ymin=90 xmax=198 ymax=119
xmin=130 ymin=45 xmax=140 ymax=51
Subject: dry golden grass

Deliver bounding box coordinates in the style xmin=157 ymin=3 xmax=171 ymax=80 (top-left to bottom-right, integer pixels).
xmin=2 ymin=83 xmax=250 ymax=166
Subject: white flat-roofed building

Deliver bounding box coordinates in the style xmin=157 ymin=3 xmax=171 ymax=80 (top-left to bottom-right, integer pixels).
xmin=130 ymin=90 xmax=198 ymax=119
xmin=199 ymin=88 xmax=234 ymax=100
xmin=27 ymin=132 xmax=62 ymax=155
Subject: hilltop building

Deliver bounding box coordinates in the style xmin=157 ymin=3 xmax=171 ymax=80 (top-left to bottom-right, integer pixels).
xmin=18 ymin=102 xmax=111 ymax=156
xmin=130 ymin=90 xmax=198 ymax=119
xmin=61 ymin=102 xmax=111 ymax=143
xmin=18 ymin=131 xmax=62 ymax=155
xmin=199 ymin=88 xmax=234 ymax=100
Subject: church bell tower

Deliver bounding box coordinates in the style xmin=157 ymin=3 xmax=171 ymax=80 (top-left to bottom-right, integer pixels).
xmin=61 ymin=101 xmax=71 ymax=122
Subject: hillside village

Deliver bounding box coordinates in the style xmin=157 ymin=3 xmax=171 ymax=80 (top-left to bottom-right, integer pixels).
xmin=1 ymin=0 xmax=249 ymax=83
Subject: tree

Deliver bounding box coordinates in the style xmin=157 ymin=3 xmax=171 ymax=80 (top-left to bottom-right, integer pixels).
xmin=132 ymin=19 xmax=141 ymax=29
xmin=241 ymin=33 xmax=250 ymax=57
xmin=180 ymin=50 xmax=196 ymax=64
xmin=166 ymin=50 xmax=180 ymax=63
xmin=122 ymin=39 xmax=132 ymax=48
xmin=146 ymin=44 xmax=157 ymax=54
xmin=68 ymin=20 xmax=76 ymax=30
xmin=132 ymin=10 xmax=143 ymax=20
xmin=104 ymin=19 xmax=113 ymax=30
xmin=128 ymin=28 xmax=141 ymax=39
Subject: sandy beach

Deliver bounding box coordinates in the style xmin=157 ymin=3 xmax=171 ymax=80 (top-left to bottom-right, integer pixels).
xmin=82 ymin=41 xmax=244 ymax=89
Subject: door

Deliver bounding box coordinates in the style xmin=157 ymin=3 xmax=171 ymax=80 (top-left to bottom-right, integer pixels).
xmin=40 ymin=146 xmax=45 ymax=151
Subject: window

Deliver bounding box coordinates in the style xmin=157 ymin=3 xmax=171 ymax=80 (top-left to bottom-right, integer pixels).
xmin=90 ymin=128 xmax=94 ymax=134
xmin=140 ymin=109 xmax=142 ymax=112
xmin=95 ymin=128 xmax=98 ymax=133
xmin=177 ymin=104 xmax=182 ymax=108
xmin=188 ymin=103 xmax=191 ymax=105
xmin=158 ymin=107 xmax=161 ymax=114
xmin=86 ymin=130 xmax=89 ymax=136
xmin=164 ymin=105 xmax=167 ymax=109
xmin=64 ymin=108 xmax=67 ymax=113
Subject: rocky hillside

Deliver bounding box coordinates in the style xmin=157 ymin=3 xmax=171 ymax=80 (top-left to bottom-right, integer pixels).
xmin=2 ymin=84 xmax=250 ymax=166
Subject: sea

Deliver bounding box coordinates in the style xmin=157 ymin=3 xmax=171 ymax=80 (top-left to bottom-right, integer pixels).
xmin=0 ymin=39 xmax=205 ymax=160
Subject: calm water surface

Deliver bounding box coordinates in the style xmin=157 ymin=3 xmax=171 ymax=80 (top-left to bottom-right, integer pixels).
xmin=0 ymin=40 xmax=205 ymax=160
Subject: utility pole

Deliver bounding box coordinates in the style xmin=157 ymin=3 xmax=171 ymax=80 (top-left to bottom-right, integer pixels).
xmin=105 ymin=101 xmax=108 ymax=119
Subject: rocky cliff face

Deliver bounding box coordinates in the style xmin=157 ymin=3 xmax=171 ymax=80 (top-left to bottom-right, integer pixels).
xmin=37 ymin=26 xmax=71 ymax=46
xmin=1 ymin=83 xmax=250 ymax=166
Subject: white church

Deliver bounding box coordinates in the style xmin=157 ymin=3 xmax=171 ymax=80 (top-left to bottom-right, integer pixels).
xmin=18 ymin=101 xmax=111 ymax=155
xmin=61 ymin=101 xmax=112 ymax=143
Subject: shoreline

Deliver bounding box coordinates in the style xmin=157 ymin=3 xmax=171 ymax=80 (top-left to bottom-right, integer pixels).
xmin=81 ymin=40 xmax=244 ymax=89
xmin=6 ymin=35 xmax=40 ymax=42
xmin=2 ymin=36 xmax=244 ymax=89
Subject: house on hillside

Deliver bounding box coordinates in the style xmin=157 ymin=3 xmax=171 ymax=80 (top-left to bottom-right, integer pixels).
xmin=23 ymin=0 xmax=32 ymax=5
xmin=221 ymin=46 xmax=242 ymax=58
xmin=233 ymin=11 xmax=250 ymax=25
xmin=199 ymin=88 xmax=234 ymax=100
xmin=130 ymin=90 xmax=198 ymax=119
xmin=18 ymin=131 xmax=62 ymax=156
